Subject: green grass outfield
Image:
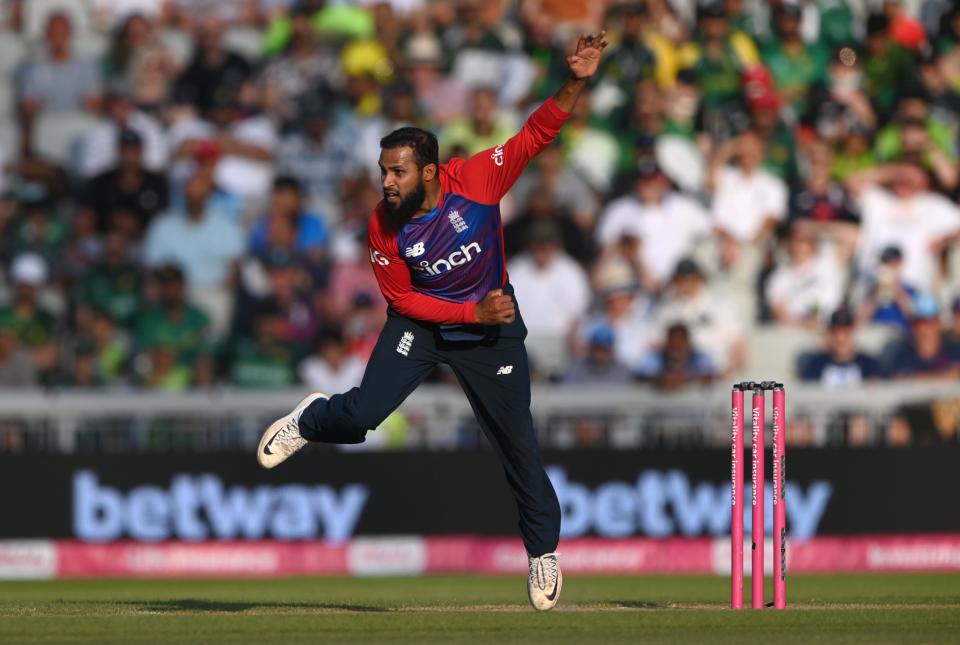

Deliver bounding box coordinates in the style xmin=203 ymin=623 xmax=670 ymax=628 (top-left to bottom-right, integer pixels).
xmin=1 ymin=574 xmax=959 ymax=644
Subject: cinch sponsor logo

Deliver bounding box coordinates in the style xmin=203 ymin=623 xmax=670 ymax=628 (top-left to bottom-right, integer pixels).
xmin=491 ymin=145 xmax=504 ymax=167
xmin=548 ymin=467 xmax=832 ymax=540
xmin=414 ymin=242 xmax=481 ymax=276
xmin=72 ymin=471 xmax=368 ymax=542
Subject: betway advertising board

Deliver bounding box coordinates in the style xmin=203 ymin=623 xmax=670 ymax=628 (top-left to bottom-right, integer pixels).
xmin=2 ymin=448 xmax=957 ymax=542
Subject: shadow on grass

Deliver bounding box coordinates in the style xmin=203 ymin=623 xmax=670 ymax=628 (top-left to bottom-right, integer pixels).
xmin=80 ymin=599 xmax=388 ymax=613
xmin=608 ymin=600 xmax=668 ymax=609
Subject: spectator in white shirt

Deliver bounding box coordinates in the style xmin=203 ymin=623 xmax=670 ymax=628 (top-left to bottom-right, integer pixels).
xmin=846 ymin=162 xmax=960 ymax=293
xmin=654 ymin=259 xmax=747 ymax=374
xmin=300 ymin=331 xmax=367 ymax=394
xmin=19 ymin=12 xmax=103 ymax=152
xmin=143 ymin=170 xmax=245 ymax=290
xmin=578 ymin=260 xmax=654 ymax=370
xmin=169 ymin=84 xmax=277 ymax=208
xmin=597 ymin=161 xmax=712 ymax=292
xmin=709 ymin=129 xmax=788 ymax=248
xmin=765 ymin=222 xmax=846 ymax=327
xmin=708 ymin=130 xmax=788 ymax=319
xmin=508 ymin=222 xmax=591 ymax=341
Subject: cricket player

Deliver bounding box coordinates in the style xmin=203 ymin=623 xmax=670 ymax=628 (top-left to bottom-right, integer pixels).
xmin=258 ymin=31 xmax=608 ymax=611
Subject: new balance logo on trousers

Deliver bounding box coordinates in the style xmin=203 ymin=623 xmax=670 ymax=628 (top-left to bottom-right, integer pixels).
xmin=496 ymin=365 xmax=513 ymax=375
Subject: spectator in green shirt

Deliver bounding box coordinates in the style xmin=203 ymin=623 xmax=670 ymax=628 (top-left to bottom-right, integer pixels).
xmin=135 ymin=264 xmax=210 ymax=365
xmin=0 ymin=253 xmax=59 ymax=379
xmin=439 ymin=86 xmax=516 ymax=158
xmin=680 ymin=2 xmax=759 ymax=110
xmin=72 ymin=231 xmax=142 ymax=329
xmin=862 ymin=13 xmax=918 ymax=121
xmin=761 ymin=1 xmax=829 ymax=118
xmin=874 ymin=90 xmax=959 ymax=191
xmin=228 ymin=307 xmax=297 ymax=388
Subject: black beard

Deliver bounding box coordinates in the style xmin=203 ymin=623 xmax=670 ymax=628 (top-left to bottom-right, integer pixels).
xmin=383 ymin=181 xmax=426 ymax=228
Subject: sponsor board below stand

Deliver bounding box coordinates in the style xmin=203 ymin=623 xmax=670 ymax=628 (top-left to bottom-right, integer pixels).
xmin=4 ymin=535 xmax=960 ymax=579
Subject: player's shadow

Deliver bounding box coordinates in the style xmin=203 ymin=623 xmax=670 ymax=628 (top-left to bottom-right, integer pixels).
xmin=100 ymin=599 xmax=387 ymax=613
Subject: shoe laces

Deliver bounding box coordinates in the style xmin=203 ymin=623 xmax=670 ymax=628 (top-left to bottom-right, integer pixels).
xmin=529 ymin=552 xmax=559 ymax=591
xmin=274 ymin=416 xmax=304 ymax=445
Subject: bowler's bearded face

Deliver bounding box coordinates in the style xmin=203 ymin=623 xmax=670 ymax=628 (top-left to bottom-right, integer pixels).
xmin=379 ymin=147 xmax=430 ymax=227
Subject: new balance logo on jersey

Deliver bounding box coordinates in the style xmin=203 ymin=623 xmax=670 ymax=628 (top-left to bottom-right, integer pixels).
xmin=405 ymin=242 xmax=425 ymax=258
xmin=491 ymin=145 xmax=505 ymax=167
xmin=448 ymin=210 xmax=467 ymax=233
xmin=496 ymin=365 xmax=513 ymax=375
xmin=414 ymin=242 xmax=482 ymax=276
xmin=369 ymin=248 xmax=390 ymax=266
xmin=396 ymin=331 xmax=414 ymax=357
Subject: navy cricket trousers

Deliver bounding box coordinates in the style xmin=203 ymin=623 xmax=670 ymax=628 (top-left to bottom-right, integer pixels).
xmin=298 ymin=293 xmax=561 ymax=557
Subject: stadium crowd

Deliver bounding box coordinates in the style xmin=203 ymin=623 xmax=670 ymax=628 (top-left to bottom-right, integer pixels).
xmin=0 ymin=0 xmax=958 ymax=394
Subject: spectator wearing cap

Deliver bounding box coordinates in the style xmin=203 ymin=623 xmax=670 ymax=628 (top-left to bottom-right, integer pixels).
xmin=742 ymin=66 xmax=797 ymax=181
xmin=78 ymin=128 xmax=169 ymax=239
xmin=802 ymin=47 xmax=878 ymax=149
xmin=76 ymin=81 xmax=169 ymax=180
xmin=654 ymin=258 xmax=746 ymax=374
xmin=885 ymin=293 xmax=960 ymax=379
xmin=134 ymin=264 xmax=211 ymax=366
xmin=873 ymin=90 xmax=959 ymax=192
xmin=854 ymin=245 xmax=918 ymax=331
xmin=797 ymin=308 xmax=882 ymax=387
xmin=577 ymin=261 xmax=654 ymax=370
xmin=883 ymin=0 xmax=927 ymax=51
xmin=19 ymin=12 xmax=103 ymax=147
xmin=845 ymin=162 xmax=960 ymax=294
xmin=596 ymin=161 xmax=711 ymax=292
xmin=760 ymin=1 xmax=829 ymax=119
xmin=508 ymin=221 xmax=591 ymax=358
xmin=561 ymin=325 xmax=633 ymax=386
xmin=276 ymin=92 xmax=363 ymax=220
xmin=764 ymin=222 xmax=845 ymax=327
xmin=636 ymin=322 xmax=717 ymax=392
xmin=299 ymin=329 xmax=367 ymax=394
xmin=0 ymin=254 xmax=59 ymax=378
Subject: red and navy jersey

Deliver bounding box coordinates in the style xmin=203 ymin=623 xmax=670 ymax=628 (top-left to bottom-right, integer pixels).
xmin=368 ymin=98 xmax=569 ymax=326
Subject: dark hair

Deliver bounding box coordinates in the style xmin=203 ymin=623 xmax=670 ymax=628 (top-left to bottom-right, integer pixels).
xmin=380 ymin=127 xmax=439 ymax=169
xmin=273 ymin=175 xmax=302 ymax=194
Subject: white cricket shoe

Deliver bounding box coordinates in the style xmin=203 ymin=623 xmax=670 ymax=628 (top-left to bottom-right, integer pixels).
xmin=257 ymin=393 xmax=328 ymax=469
xmin=527 ymin=552 xmax=562 ymax=611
